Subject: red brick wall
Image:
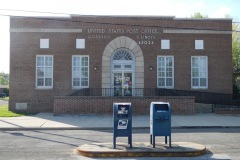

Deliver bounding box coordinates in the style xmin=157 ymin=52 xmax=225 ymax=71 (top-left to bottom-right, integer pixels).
xmin=214 ymin=105 xmax=240 ymax=114
xmin=53 ymin=96 xmax=195 ymax=115
xmin=214 ymin=110 xmax=240 ymax=114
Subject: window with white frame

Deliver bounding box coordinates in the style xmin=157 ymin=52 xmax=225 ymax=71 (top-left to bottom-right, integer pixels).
xmin=161 ymin=39 xmax=170 ymax=49
xmin=76 ymin=39 xmax=85 ymax=49
xmin=195 ymin=40 xmax=204 ymax=50
xmin=40 ymin=39 xmax=49 ymax=49
xmin=36 ymin=55 xmax=53 ymax=88
xmin=72 ymin=56 xmax=89 ymax=88
xmin=191 ymin=56 xmax=208 ymax=89
xmin=157 ymin=56 xmax=174 ymax=88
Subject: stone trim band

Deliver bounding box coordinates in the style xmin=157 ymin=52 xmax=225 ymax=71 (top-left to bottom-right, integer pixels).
xmin=10 ymin=28 xmax=83 ymax=33
xmin=163 ymin=29 xmax=231 ymax=34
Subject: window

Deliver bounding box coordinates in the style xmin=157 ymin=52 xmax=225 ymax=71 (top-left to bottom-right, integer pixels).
xmin=40 ymin=39 xmax=49 ymax=49
xmin=36 ymin=55 xmax=53 ymax=89
xmin=191 ymin=56 xmax=208 ymax=89
xmin=76 ymin=39 xmax=85 ymax=49
xmin=113 ymin=50 xmax=133 ymax=60
xmin=157 ymin=56 xmax=174 ymax=88
xmin=161 ymin=40 xmax=170 ymax=49
xmin=112 ymin=49 xmax=135 ymax=71
xmin=72 ymin=56 xmax=89 ymax=88
xmin=195 ymin=40 xmax=204 ymax=50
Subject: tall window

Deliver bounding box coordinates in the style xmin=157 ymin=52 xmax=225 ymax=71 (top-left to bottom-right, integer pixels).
xmin=36 ymin=55 xmax=53 ymax=88
xmin=72 ymin=56 xmax=89 ymax=88
xmin=191 ymin=56 xmax=208 ymax=89
xmin=157 ymin=56 xmax=174 ymax=88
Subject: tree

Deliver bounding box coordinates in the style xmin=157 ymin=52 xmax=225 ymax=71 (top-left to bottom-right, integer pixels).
xmin=232 ymin=22 xmax=240 ymax=75
xmin=191 ymin=12 xmax=208 ymax=18
xmin=0 ymin=72 xmax=9 ymax=85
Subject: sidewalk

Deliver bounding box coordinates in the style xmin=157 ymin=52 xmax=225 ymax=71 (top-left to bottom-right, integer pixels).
xmin=0 ymin=113 xmax=240 ymax=130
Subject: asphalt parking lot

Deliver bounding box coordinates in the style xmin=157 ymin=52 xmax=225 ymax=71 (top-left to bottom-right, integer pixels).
xmin=0 ymin=99 xmax=8 ymax=105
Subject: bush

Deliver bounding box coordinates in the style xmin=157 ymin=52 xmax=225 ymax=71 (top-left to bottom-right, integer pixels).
xmin=3 ymin=87 xmax=9 ymax=96
xmin=233 ymin=84 xmax=239 ymax=94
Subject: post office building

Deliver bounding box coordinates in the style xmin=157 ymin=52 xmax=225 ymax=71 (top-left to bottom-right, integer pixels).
xmin=9 ymin=15 xmax=232 ymax=114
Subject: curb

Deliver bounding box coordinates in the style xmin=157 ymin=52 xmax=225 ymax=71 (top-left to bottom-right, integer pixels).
xmin=77 ymin=142 xmax=207 ymax=158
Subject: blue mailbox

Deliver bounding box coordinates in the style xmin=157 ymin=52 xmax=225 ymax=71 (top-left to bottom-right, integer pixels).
xmin=150 ymin=102 xmax=171 ymax=148
xmin=113 ymin=103 xmax=132 ymax=149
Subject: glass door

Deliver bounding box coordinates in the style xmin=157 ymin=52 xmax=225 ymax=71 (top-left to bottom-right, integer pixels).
xmin=123 ymin=72 xmax=132 ymax=96
xmin=113 ymin=72 xmax=123 ymax=96
xmin=113 ymin=72 xmax=132 ymax=96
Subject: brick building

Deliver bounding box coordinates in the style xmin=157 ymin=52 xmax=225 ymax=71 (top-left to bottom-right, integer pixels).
xmin=9 ymin=15 xmax=232 ymax=114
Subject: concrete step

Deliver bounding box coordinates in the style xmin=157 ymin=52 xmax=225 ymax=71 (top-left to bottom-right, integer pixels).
xmin=77 ymin=142 xmax=206 ymax=158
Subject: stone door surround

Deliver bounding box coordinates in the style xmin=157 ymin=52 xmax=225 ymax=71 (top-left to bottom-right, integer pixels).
xmin=102 ymin=36 xmax=144 ymax=89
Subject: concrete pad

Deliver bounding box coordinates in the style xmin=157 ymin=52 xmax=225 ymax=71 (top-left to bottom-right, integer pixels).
xmin=1 ymin=113 xmax=240 ymax=130
xmin=0 ymin=116 xmax=47 ymax=128
xmin=77 ymin=142 xmax=206 ymax=158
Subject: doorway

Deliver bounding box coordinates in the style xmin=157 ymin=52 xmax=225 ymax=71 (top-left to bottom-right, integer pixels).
xmin=111 ymin=49 xmax=135 ymax=96
xmin=113 ymin=72 xmax=133 ymax=96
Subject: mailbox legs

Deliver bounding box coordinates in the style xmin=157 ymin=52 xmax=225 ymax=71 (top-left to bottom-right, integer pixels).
xmin=150 ymin=135 xmax=152 ymax=144
xmin=169 ymin=136 xmax=171 ymax=147
xmin=113 ymin=136 xmax=116 ymax=149
xmin=150 ymin=134 xmax=156 ymax=148
xmin=165 ymin=136 xmax=171 ymax=147
xmin=150 ymin=134 xmax=171 ymax=148
xmin=128 ymin=135 xmax=132 ymax=148
xmin=153 ymin=135 xmax=156 ymax=148
xmin=113 ymin=136 xmax=132 ymax=149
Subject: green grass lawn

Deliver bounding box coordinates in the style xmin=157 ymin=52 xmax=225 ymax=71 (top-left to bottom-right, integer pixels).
xmin=0 ymin=105 xmax=25 ymax=117
xmin=0 ymin=97 xmax=35 ymax=117
xmin=0 ymin=97 xmax=9 ymax=101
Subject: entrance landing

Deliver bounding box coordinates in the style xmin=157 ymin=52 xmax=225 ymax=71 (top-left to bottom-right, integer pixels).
xmin=77 ymin=142 xmax=206 ymax=158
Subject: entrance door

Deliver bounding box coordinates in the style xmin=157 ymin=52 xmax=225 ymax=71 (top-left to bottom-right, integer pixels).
xmin=113 ymin=72 xmax=133 ymax=96
xmin=111 ymin=49 xmax=135 ymax=96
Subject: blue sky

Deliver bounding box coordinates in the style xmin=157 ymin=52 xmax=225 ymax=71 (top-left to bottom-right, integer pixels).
xmin=0 ymin=0 xmax=239 ymax=73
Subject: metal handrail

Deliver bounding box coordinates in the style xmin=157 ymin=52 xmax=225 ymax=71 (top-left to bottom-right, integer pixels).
xmin=69 ymin=88 xmax=240 ymax=106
